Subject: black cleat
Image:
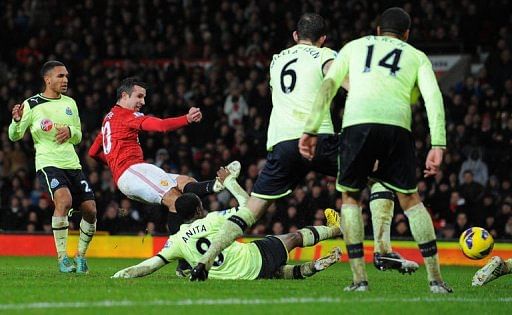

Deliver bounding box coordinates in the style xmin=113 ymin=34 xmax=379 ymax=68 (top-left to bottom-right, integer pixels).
xmin=176 ymin=259 xmax=192 ymax=278
xmin=190 ymin=263 xmax=209 ymax=281
xmin=374 ymin=252 xmax=419 ymax=274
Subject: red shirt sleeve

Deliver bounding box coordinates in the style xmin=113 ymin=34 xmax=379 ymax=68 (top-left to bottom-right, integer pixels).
xmin=140 ymin=115 xmax=189 ymax=132
xmin=125 ymin=112 xmax=150 ymax=130
xmin=88 ymin=132 xmax=107 ymax=164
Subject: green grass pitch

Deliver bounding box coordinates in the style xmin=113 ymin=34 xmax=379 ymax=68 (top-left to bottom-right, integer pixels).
xmin=0 ymin=257 xmax=510 ymax=315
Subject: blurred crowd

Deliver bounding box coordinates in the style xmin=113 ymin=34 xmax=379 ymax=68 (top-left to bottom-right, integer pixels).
xmin=0 ymin=0 xmax=511 ymax=240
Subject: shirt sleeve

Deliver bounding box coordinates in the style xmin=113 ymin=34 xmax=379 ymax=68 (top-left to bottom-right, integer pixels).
xmin=88 ymin=132 xmax=107 ymax=164
xmin=304 ymin=45 xmax=350 ymax=134
xmin=8 ymin=101 xmax=32 ymax=142
xmin=125 ymin=112 xmax=150 ymax=130
xmin=68 ymin=101 xmax=82 ymax=145
xmin=320 ymin=47 xmax=336 ymax=75
xmin=417 ymin=53 xmax=446 ymax=147
xmin=324 ymin=44 xmax=351 ymax=91
xmin=157 ymin=235 xmax=182 ymax=263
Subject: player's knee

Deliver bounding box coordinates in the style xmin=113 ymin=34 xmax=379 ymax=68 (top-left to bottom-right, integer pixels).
xmin=345 ymin=190 xmax=361 ymax=201
xmin=177 ymin=176 xmax=196 ymax=192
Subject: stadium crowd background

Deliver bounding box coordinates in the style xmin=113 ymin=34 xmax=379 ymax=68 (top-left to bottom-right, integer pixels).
xmin=0 ymin=0 xmax=511 ymax=240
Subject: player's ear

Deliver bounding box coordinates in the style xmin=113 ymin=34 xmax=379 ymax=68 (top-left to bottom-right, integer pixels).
xmin=403 ymin=29 xmax=410 ymax=41
xmin=293 ymin=31 xmax=299 ymax=43
xmin=318 ymin=35 xmax=326 ymax=46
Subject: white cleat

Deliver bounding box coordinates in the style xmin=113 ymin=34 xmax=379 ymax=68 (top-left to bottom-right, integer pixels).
xmin=213 ymin=161 xmax=241 ymax=192
xmin=314 ymin=247 xmax=342 ymax=271
xmin=429 ymin=281 xmax=453 ymax=293
xmin=472 ymin=256 xmax=506 ymax=287
xmin=343 ymin=281 xmax=369 ymax=292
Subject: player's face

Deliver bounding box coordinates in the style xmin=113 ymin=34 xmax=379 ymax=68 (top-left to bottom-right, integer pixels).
xmin=126 ymin=85 xmax=146 ymax=111
xmin=45 ymin=66 xmax=69 ymax=94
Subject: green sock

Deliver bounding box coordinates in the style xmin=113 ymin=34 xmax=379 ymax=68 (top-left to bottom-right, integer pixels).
xmin=199 ymin=206 xmax=256 ymax=268
xmin=52 ymin=216 xmax=69 ymax=260
xmin=298 ymin=225 xmax=340 ymax=247
xmin=78 ymin=219 xmax=96 ymax=257
xmin=404 ymin=203 xmax=442 ymax=282
xmin=341 ymin=204 xmax=367 ymax=283
xmin=369 ymin=183 xmax=394 ymax=254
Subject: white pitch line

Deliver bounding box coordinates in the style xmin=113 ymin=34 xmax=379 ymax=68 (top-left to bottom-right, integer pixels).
xmin=1 ymin=297 xmax=511 ymax=310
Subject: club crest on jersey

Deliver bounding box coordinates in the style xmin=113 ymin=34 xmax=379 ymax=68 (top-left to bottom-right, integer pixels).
xmin=65 ymin=107 xmax=73 ymax=115
xmin=50 ymin=178 xmax=59 ymax=189
xmin=160 ymin=180 xmax=169 ymax=187
xmin=40 ymin=119 xmax=53 ymax=132
xmin=133 ymin=112 xmax=144 ymax=117
xmin=164 ymin=239 xmax=173 ymax=248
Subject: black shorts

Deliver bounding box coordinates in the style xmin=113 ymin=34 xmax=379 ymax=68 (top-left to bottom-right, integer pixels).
xmin=37 ymin=166 xmax=95 ymax=207
xmin=337 ymin=124 xmax=417 ymax=194
xmin=252 ymin=134 xmax=339 ymax=199
xmin=253 ymin=236 xmax=288 ymax=279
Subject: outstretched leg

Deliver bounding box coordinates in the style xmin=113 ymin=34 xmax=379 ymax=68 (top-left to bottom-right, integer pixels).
xmin=274 ymin=248 xmax=342 ymax=279
xmin=472 ymin=256 xmax=512 ymax=286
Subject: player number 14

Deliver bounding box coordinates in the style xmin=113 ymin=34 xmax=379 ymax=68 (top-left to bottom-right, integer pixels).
xmin=364 ymin=45 xmax=402 ymax=76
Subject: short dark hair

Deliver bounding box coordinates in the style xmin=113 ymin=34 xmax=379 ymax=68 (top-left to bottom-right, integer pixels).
xmin=175 ymin=193 xmax=202 ymax=221
xmin=40 ymin=60 xmax=65 ymax=77
xmin=116 ymin=77 xmax=147 ymax=100
xmin=297 ymin=13 xmax=326 ymax=42
xmin=379 ymin=7 xmax=411 ymax=35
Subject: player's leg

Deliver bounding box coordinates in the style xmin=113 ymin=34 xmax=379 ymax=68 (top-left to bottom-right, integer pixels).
xmin=72 ymin=170 xmax=97 ymax=274
xmin=191 ymin=140 xmax=301 ymax=280
xmin=336 ymin=125 xmax=378 ymax=292
xmin=52 ymin=187 xmax=76 ymax=272
xmin=369 ymin=182 xmax=419 ymax=274
xmin=269 ymin=226 xmax=340 ymax=279
xmin=472 ymin=256 xmax=512 ymax=286
xmin=76 ymin=199 xmax=97 ymax=274
xmin=374 ymin=125 xmax=451 ymax=293
xmin=177 ymin=161 xmax=241 ymax=197
xmin=399 ymin=192 xmax=452 ymax=293
xmin=38 ymin=167 xmax=75 ymax=272
xmin=274 ymin=248 xmax=342 ymax=279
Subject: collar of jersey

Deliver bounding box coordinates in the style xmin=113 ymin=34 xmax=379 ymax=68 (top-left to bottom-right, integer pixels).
xmin=38 ymin=93 xmax=62 ymax=100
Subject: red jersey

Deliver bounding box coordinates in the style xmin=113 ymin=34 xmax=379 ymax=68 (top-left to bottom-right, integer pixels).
xmin=89 ymin=105 xmax=189 ymax=183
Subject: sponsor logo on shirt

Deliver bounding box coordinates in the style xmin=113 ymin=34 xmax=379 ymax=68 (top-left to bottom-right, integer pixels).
xmin=40 ymin=119 xmax=53 ymax=132
xmin=133 ymin=112 xmax=144 ymax=117
xmin=65 ymin=107 xmax=72 ymax=115
xmin=164 ymin=239 xmax=172 ymax=248
xmin=50 ymin=178 xmax=59 ymax=189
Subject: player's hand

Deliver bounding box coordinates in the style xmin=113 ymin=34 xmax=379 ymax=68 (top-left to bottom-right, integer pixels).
xmin=55 ymin=126 xmax=71 ymax=144
xmin=111 ymin=270 xmax=130 ymax=279
xmin=299 ymin=133 xmax=318 ymax=161
xmin=424 ymin=147 xmax=444 ymax=177
xmin=187 ymin=107 xmax=202 ymax=123
xmin=190 ymin=263 xmax=208 ymax=281
xmin=12 ymin=103 xmax=24 ymax=122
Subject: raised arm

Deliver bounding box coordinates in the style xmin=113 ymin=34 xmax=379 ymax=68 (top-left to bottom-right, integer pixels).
xmin=8 ymin=102 xmax=32 ymax=142
xmin=140 ymin=107 xmax=202 ymax=132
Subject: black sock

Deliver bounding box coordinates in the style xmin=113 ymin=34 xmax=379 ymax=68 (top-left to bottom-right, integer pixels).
xmin=183 ymin=180 xmax=216 ymax=197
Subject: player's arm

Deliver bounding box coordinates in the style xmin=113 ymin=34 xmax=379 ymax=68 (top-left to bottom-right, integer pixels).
xmin=305 ymin=47 xmax=350 ymax=135
xmin=112 ymin=237 xmax=181 ymax=278
xmin=67 ymin=101 xmax=83 ymax=145
xmin=88 ymin=132 xmax=107 ymax=164
xmin=417 ymin=54 xmax=446 ymax=148
xmin=139 ymin=107 xmax=202 ymax=132
xmin=8 ymin=102 xmax=32 ymax=142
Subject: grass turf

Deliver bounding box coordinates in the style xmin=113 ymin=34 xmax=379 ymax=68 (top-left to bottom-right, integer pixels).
xmin=0 ymin=257 xmax=510 ymax=315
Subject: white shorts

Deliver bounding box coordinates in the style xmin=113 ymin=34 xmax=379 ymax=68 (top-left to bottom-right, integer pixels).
xmin=117 ymin=163 xmax=179 ymax=204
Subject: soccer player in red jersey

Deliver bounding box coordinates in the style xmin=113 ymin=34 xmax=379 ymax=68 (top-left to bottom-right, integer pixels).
xmin=89 ymin=77 xmax=234 ymax=212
